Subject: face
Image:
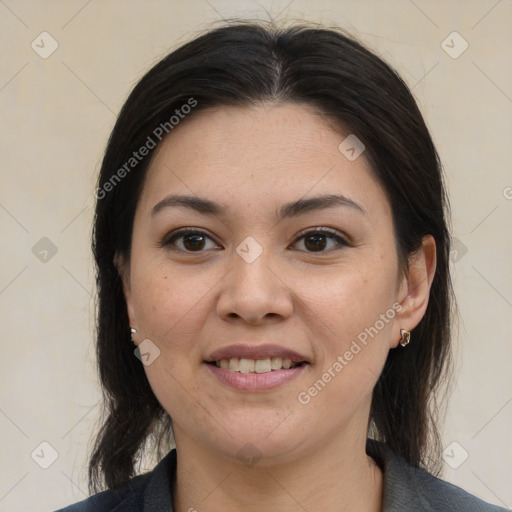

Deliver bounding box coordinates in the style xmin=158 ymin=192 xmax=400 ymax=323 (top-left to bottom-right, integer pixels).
xmin=122 ymin=103 xmax=417 ymax=465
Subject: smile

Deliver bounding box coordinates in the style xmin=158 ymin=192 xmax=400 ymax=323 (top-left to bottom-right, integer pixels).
xmin=204 ymin=344 xmax=310 ymax=390
xmin=210 ymin=357 xmax=304 ymax=373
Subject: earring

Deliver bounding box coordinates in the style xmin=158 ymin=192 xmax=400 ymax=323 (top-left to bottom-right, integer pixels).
xmin=130 ymin=328 xmax=137 ymax=334
xmin=399 ymin=329 xmax=410 ymax=347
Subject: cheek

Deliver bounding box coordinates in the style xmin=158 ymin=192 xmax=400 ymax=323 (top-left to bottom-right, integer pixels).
xmin=296 ymin=256 xmax=397 ymax=397
xmin=131 ymin=260 xmax=210 ymax=343
xmin=300 ymin=258 xmax=397 ymax=337
xmin=129 ymin=260 xmax=219 ymax=405
xmin=298 ymin=286 xmax=395 ymax=420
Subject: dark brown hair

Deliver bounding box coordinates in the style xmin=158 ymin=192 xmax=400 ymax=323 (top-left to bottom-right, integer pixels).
xmin=89 ymin=19 xmax=454 ymax=493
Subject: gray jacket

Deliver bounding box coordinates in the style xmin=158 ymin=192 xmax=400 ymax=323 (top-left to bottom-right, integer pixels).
xmin=55 ymin=440 xmax=509 ymax=511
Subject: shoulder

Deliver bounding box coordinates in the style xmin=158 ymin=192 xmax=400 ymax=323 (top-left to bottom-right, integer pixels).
xmin=366 ymin=440 xmax=509 ymax=512
xmin=52 ymin=473 xmax=149 ymax=512
xmin=53 ymin=450 xmax=176 ymax=512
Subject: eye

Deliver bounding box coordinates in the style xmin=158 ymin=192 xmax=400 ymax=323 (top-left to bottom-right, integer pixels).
xmin=161 ymin=229 xmax=220 ymax=252
xmin=161 ymin=227 xmax=350 ymax=253
xmin=292 ymin=228 xmax=350 ymax=252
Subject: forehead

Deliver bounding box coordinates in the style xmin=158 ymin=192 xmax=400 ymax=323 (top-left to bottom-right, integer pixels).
xmin=138 ymin=103 xmax=391 ymax=221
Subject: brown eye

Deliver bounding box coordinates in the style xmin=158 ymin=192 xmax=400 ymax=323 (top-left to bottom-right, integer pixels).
xmin=162 ymin=229 xmax=219 ymax=252
xmin=182 ymin=233 xmax=206 ymax=251
xmin=293 ymin=229 xmax=350 ymax=253
xmin=304 ymin=234 xmax=328 ymax=251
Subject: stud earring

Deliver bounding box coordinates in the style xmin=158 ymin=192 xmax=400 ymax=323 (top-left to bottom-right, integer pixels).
xmin=130 ymin=328 xmax=137 ymax=334
xmin=399 ymin=328 xmax=410 ymax=347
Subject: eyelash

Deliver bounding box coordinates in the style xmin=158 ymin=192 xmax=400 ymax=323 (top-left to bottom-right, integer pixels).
xmin=160 ymin=227 xmax=351 ymax=253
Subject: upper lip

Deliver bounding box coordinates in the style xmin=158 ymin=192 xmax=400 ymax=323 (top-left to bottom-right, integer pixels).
xmin=206 ymin=344 xmax=310 ymax=364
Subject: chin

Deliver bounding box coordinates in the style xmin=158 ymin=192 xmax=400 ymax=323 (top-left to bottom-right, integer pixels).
xmin=191 ymin=414 xmax=307 ymax=467
xmin=212 ymin=437 xmax=304 ymax=469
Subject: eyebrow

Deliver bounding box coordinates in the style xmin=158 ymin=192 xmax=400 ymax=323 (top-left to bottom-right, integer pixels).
xmin=151 ymin=193 xmax=366 ymax=219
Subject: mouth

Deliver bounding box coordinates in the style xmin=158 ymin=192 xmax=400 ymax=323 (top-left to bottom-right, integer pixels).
xmin=205 ymin=344 xmax=310 ymax=371
xmin=206 ymin=357 xmax=307 ymax=373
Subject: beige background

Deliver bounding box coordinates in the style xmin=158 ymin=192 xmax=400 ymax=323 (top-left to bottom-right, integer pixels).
xmin=1 ymin=0 xmax=511 ymax=510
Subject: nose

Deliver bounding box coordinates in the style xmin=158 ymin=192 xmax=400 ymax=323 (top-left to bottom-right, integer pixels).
xmin=216 ymin=246 xmax=294 ymax=325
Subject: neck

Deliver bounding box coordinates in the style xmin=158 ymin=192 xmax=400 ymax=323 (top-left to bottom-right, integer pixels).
xmin=172 ymin=431 xmax=383 ymax=512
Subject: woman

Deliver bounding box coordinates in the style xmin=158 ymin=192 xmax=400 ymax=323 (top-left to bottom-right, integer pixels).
xmin=55 ymin=20 xmax=508 ymax=512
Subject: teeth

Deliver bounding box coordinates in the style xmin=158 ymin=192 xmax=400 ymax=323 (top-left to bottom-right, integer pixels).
xmin=239 ymin=358 xmax=255 ymax=373
xmin=255 ymin=359 xmax=272 ymax=373
xmin=214 ymin=357 xmax=299 ymax=373
xmin=271 ymin=357 xmax=282 ymax=370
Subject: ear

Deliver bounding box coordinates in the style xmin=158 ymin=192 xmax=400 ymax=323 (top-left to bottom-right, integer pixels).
xmin=391 ymin=234 xmax=437 ymax=348
xmin=113 ymin=252 xmax=137 ymax=331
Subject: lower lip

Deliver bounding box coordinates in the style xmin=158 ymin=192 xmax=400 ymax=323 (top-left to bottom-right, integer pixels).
xmin=205 ymin=363 xmax=307 ymax=391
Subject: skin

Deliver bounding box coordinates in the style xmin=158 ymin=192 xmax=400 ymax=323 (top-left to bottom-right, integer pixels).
xmin=119 ymin=103 xmax=436 ymax=512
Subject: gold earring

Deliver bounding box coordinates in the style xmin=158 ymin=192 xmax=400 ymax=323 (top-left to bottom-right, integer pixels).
xmin=399 ymin=329 xmax=410 ymax=347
